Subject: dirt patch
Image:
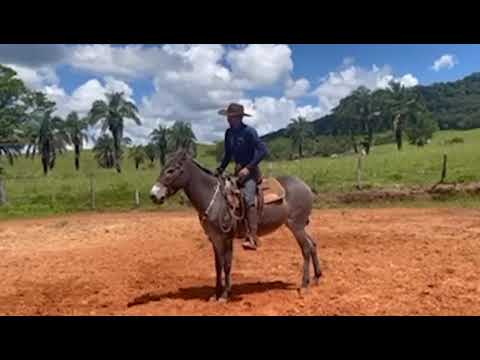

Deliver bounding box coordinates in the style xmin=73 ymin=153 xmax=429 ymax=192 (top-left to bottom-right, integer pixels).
xmin=1 ymin=208 xmax=480 ymax=315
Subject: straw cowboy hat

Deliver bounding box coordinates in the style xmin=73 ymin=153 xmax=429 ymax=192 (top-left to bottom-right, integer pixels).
xmin=218 ymin=103 xmax=251 ymax=117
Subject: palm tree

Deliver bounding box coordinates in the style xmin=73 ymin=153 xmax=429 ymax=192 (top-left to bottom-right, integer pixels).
xmin=128 ymin=145 xmax=147 ymax=170
xmin=149 ymin=125 xmax=169 ymax=166
xmin=0 ymin=125 xmax=23 ymax=166
xmin=88 ymin=92 xmax=141 ymax=173
xmin=122 ymin=136 xmax=133 ymax=146
xmin=351 ymin=87 xmax=384 ymax=155
xmin=383 ymin=81 xmax=423 ymax=151
xmin=38 ymin=113 xmax=70 ymax=175
xmin=168 ymin=121 xmax=197 ymax=157
xmin=93 ymin=134 xmax=115 ymax=169
xmin=21 ymin=121 xmax=40 ymax=159
xmin=0 ymin=142 xmax=22 ymax=166
xmin=144 ymin=143 xmax=156 ymax=165
xmin=64 ymin=111 xmax=89 ymax=171
xmin=286 ymin=116 xmax=313 ymax=158
xmin=93 ymin=135 xmax=131 ymax=169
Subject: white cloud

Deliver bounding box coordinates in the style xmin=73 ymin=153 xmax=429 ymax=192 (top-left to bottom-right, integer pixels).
xmin=231 ymin=97 xmax=323 ymax=137
xmin=285 ymin=77 xmax=311 ymax=99
xmin=7 ymin=63 xmax=58 ymax=89
xmin=312 ymin=63 xmax=419 ymax=115
xmin=43 ymin=77 xmax=137 ymax=147
xmin=2 ymin=44 xmax=424 ymax=146
xmin=398 ymin=73 xmax=419 ymax=87
xmin=49 ymin=77 xmax=135 ymax=117
xmin=132 ymin=47 xmax=420 ymax=144
xmin=4 ymin=44 xmax=303 ymax=144
xmin=67 ymin=44 xmax=184 ymax=79
xmin=431 ymin=54 xmax=458 ymax=71
xmin=226 ymin=44 xmax=293 ymax=88
xmin=136 ymin=44 xmax=302 ymax=143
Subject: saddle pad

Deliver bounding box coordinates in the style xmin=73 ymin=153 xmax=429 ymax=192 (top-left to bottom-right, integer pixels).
xmin=260 ymin=177 xmax=286 ymax=204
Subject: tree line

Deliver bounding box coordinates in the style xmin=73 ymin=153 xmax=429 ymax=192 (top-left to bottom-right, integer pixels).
xmin=0 ymin=64 xmax=197 ymax=175
xmin=266 ymin=72 xmax=480 ymax=159
xmin=267 ymin=81 xmax=439 ymax=160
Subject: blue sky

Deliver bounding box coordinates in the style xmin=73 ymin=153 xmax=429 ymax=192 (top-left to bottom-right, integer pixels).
xmin=55 ymin=44 xmax=480 ymax=108
xmin=290 ymin=44 xmax=480 ymax=85
xmin=1 ymin=44 xmax=478 ymax=143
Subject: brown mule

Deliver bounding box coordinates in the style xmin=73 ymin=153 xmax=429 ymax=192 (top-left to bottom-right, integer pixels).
xmin=150 ymin=150 xmax=322 ymax=302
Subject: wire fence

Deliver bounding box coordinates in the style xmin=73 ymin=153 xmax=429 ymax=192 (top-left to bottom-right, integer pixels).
xmin=0 ymin=174 xmax=149 ymax=214
xmin=0 ymin=160 xmax=323 ymax=214
xmin=0 ymin=152 xmax=466 ymax=216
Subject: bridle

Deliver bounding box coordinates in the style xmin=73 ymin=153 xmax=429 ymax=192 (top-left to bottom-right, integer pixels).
xmin=157 ymin=164 xmax=185 ymax=197
xmin=158 ymin=157 xmax=236 ymax=234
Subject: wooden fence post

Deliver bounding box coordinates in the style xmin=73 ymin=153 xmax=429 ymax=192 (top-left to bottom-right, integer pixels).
xmin=356 ymin=154 xmax=362 ymax=190
xmin=440 ymin=153 xmax=447 ymax=184
xmin=0 ymin=177 xmax=7 ymax=205
xmin=90 ymin=176 xmax=96 ymax=210
xmin=135 ymin=189 xmax=140 ymax=207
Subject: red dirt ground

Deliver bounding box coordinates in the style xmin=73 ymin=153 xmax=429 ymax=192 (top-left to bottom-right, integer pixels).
xmin=1 ymin=208 xmax=480 ymax=315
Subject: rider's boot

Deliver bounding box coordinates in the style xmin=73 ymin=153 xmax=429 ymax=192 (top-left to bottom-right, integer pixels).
xmin=242 ymin=205 xmax=259 ymax=251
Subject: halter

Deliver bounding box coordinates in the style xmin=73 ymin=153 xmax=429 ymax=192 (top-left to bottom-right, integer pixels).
xmin=160 ymin=156 xmax=235 ymax=233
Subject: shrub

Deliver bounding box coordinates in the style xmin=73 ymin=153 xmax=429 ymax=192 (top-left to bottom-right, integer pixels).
xmin=444 ymin=137 xmax=465 ymax=145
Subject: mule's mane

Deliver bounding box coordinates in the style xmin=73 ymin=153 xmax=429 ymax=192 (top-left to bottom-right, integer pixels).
xmin=164 ymin=149 xmax=215 ymax=177
xmin=191 ymin=158 xmax=215 ymax=176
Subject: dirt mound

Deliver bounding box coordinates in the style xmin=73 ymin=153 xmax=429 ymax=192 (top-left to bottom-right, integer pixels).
xmin=318 ymin=181 xmax=480 ymax=205
xmin=1 ymin=208 xmax=480 ymax=315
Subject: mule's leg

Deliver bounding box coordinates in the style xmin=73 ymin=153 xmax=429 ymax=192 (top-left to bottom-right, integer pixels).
xmin=219 ymin=238 xmax=233 ymax=302
xmin=287 ymin=220 xmax=312 ymax=290
xmin=210 ymin=242 xmax=225 ymax=301
xmin=306 ymin=233 xmax=322 ymax=285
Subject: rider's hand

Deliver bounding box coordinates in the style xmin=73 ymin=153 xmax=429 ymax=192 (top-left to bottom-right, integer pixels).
xmin=238 ymin=167 xmax=250 ymax=178
xmin=214 ymin=167 xmax=223 ymax=177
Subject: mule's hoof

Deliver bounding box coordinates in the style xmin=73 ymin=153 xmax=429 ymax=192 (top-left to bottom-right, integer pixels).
xmin=218 ymin=297 xmax=228 ymax=303
xmin=312 ymin=276 xmax=321 ymax=286
xmin=209 ymin=295 xmax=218 ymax=302
xmin=297 ymin=287 xmax=310 ymax=297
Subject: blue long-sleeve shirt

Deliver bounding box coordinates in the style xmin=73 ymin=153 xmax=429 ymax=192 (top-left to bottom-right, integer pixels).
xmin=219 ymin=123 xmax=268 ymax=172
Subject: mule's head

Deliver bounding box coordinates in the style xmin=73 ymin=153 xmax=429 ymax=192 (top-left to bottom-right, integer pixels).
xmin=150 ymin=149 xmax=192 ymax=205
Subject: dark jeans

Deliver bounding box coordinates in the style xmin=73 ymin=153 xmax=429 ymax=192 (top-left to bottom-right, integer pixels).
xmin=235 ymin=165 xmax=261 ymax=208
xmin=242 ymin=178 xmax=257 ymax=207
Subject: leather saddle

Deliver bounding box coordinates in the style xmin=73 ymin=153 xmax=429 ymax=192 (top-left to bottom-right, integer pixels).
xmin=259 ymin=177 xmax=286 ymax=205
xmin=222 ymin=176 xmax=286 ymax=222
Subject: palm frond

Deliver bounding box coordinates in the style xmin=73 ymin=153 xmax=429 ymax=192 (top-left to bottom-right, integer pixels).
xmin=88 ymin=100 xmax=109 ymax=125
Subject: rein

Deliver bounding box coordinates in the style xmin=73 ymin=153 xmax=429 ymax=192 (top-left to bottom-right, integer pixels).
xmin=160 ymin=155 xmax=239 ymax=234
xmin=199 ymin=176 xmax=239 ymax=234
xmin=201 ymin=180 xmax=220 ymax=222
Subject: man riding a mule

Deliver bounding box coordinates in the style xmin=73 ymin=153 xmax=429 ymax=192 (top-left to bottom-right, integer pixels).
xmin=215 ymin=103 xmax=269 ymax=251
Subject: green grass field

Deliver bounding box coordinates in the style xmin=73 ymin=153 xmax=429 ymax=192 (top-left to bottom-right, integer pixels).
xmin=1 ymin=129 xmax=479 ymax=219
xmin=269 ymin=129 xmax=480 ymax=193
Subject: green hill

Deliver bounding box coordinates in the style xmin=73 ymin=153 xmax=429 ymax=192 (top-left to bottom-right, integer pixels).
xmin=262 ymin=72 xmax=480 ymax=144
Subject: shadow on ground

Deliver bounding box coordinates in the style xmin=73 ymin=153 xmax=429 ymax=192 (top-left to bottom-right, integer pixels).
xmin=127 ymin=281 xmax=294 ymax=307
